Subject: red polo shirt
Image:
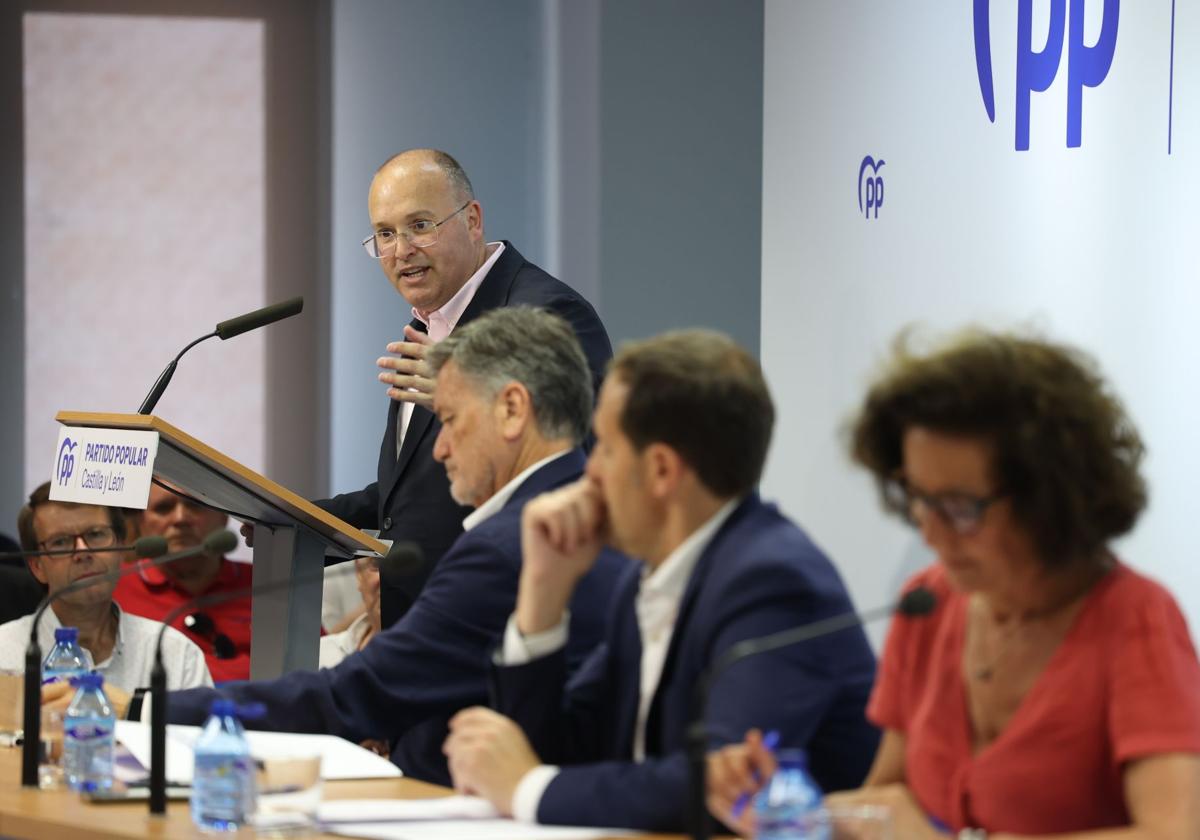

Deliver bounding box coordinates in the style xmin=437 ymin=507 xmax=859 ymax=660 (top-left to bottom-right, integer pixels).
xmin=114 ymin=557 xmax=253 ymax=683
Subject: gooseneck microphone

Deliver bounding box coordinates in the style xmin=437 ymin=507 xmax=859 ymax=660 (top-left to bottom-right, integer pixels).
xmin=145 ymin=540 xmax=421 ymax=814
xmin=137 ymin=296 xmax=304 ymax=415
xmin=685 ymin=587 xmax=938 ymax=840
xmin=20 ymin=529 xmax=236 ymax=787
xmin=0 ymin=535 xmax=167 ymax=563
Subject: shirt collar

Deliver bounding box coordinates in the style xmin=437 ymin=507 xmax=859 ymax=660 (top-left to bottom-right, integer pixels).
xmin=412 ymin=241 xmax=505 ymax=333
xmin=639 ymin=498 xmax=741 ymax=601
xmin=132 ymin=553 xmax=242 ymax=593
xmin=462 ymin=449 xmax=572 ymax=532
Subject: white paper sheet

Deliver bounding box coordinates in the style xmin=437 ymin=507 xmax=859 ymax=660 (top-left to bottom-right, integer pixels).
xmin=115 ymin=721 xmax=402 ymax=783
xmin=325 ymin=820 xmax=633 ymax=840
xmin=319 ymin=796 xmax=499 ymax=823
xmin=318 ymin=796 xmax=636 ymax=840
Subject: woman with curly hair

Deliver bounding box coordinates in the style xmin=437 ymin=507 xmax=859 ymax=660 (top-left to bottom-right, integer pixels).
xmin=708 ymin=329 xmax=1200 ymax=840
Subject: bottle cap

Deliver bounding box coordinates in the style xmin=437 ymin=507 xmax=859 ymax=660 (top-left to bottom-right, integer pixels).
xmin=210 ymin=698 xmax=238 ymax=717
xmin=69 ymin=672 xmax=103 ymax=689
xmin=775 ymin=748 xmax=811 ymax=767
xmin=54 ymin=627 xmax=80 ymax=643
xmin=209 ymin=699 xmax=266 ymax=721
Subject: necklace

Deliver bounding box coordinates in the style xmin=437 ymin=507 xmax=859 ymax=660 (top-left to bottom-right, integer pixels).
xmin=972 ymin=619 xmax=1025 ymax=682
xmin=967 ymin=560 xmax=1112 ymax=683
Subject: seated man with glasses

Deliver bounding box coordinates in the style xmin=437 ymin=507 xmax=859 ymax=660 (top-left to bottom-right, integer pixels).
xmin=0 ymin=482 xmax=212 ymax=696
xmin=114 ymin=483 xmax=253 ymax=682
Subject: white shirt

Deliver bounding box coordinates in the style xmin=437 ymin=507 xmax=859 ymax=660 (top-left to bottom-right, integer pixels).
xmin=318 ymin=613 xmax=374 ymax=669
xmin=462 ymin=450 xmax=572 ymax=533
xmin=501 ymin=499 xmax=741 ymax=823
xmin=321 ymin=565 xmax=362 ymax=631
xmin=0 ymin=603 xmax=213 ymax=693
xmin=396 ymin=241 xmax=506 ymax=456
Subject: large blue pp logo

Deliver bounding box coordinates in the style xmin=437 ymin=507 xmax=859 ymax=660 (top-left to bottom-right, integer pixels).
xmin=56 ymin=438 xmax=76 ymax=485
xmin=974 ymin=0 xmax=1119 ymax=150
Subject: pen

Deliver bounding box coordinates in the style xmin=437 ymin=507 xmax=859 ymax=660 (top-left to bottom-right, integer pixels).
xmin=729 ymin=729 xmax=781 ymax=819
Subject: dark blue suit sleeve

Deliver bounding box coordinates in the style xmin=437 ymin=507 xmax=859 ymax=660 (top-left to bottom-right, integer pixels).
xmin=168 ymin=531 xmax=522 ymax=746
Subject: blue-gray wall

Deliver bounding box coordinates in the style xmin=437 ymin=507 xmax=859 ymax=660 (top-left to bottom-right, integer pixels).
xmin=328 ymin=0 xmax=551 ymax=494
xmin=597 ymin=0 xmax=763 ymax=351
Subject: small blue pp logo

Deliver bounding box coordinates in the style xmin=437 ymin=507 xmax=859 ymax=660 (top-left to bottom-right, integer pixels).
xmin=57 ymin=438 xmax=76 ymax=486
xmin=858 ymin=156 xmax=885 ymax=219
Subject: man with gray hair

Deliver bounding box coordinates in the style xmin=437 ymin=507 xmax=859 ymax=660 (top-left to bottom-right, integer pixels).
xmin=154 ymin=307 xmax=627 ymax=787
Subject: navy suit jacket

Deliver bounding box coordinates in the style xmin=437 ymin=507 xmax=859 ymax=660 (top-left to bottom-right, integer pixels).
xmin=316 ymin=242 xmax=612 ymax=627
xmin=491 ymin=493 xmax=880 ymax=831
xmin=167 ymin=451 xmax=628 ymax=785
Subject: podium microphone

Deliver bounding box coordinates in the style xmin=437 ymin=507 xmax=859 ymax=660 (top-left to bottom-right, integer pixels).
xmin=137 ymin=296 xmax=304 ymax=415
xmin=20 ymin=529 xmax=236 ymax=787
xmin=684 ymin=587 xmax=938 ymax=840
xmin=146 ymin=540 xmax=421 ymax=814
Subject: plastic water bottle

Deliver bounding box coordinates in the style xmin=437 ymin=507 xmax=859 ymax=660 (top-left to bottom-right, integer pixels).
xmin=754 ymin=750 xmax=830 ymax=840
xmin=62 ymin=673 xmax=115 ymax=792
xmin=41 ymin=627 xmax=90 ymax=684
xmin=192 ymin=699 xmax=257 ymax=831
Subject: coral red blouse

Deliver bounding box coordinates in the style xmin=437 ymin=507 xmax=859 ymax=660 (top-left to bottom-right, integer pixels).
xmin=868 ymin=563 xmax=1200 ymax=834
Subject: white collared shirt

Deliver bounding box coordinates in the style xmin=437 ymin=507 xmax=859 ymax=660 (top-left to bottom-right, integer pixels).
xmin=396 ymin=241 xmax=506 ymax=456
xmin=0 ymin=603 xmax=213 ymax=693
xmin=462 ymin=450 xmax=572 ymax=532
xmin=318 ymin=612 xmax=374 ymax=670
xmin=502 ymin=498 xmax=741 ymax=822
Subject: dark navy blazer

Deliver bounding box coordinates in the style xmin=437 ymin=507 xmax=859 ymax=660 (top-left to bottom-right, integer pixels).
xmin=166 ymin=451 xmax=628 ymax=785
xmin=490 ymin=493 xmax=880 ymax=831
xmin=316 ymin=242 xmax=612 ymax=627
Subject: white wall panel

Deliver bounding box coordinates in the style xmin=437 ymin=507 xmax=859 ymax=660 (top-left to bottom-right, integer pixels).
xmin=761 ymin=1 xmax=1199 ymax=644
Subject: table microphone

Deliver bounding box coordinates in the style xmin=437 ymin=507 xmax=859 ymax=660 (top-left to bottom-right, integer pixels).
xmin=20 ymin=529 xmax=235 ymax=787
xmin=137 ymin=296 xmax=304 ymax=415
xmin=684 ymin=587 xmax=938 ymax=840
xmin=145 ymin=540 xmax=420 ymax=814
xmin=0 ymin=535 xmax=167 ymax=562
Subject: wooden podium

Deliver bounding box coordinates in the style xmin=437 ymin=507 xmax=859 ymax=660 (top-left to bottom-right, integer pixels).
xmin=55 ymin=412 xmax=387 ymax=680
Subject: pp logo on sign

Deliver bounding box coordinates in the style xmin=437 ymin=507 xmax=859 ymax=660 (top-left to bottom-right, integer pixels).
xmin=974 ymin=0 xmax=1119 ymax=150
xmin=858 ymin=156 xmax=885 ymax=219
xmin=56 ymin=438 xmax=77 ymax=486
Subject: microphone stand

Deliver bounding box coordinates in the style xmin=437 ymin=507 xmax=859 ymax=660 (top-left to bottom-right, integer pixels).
xmin=137 ymin=296 xmax=303 ymax=415
xmin=138 ymin=332 xmax=216 ymax=415
xmin=149 ymin=653 xmax=167 ymax=814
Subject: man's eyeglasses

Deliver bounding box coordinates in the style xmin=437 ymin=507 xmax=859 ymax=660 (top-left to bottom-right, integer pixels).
xmin=183 ymin=612 xmax=237 ymax=660
xmin=362 ymin=201 xmax=471 ymax=258
xmin=885 ymin=478 xmax=1005 ymax=536
xmin=39 ymin=525 xmax=117 ymax=554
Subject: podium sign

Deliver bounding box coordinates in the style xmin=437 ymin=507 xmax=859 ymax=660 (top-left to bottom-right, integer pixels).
xmin=48 ymin=426 xmax=159 ymax=509
xmin=53 ymin=412 xmax=387 ymax=678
